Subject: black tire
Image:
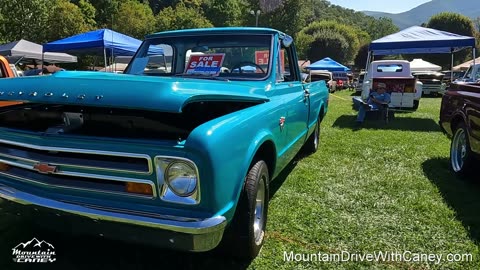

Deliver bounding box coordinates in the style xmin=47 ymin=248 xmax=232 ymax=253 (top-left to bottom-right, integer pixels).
xmin=223 ymin=160 xmax=269 ymax=259
xmin=303 ymin=116 xmax=321 ymax=154
xmin=413 ymin=100 xmax=419 ymax=110
xmin=450 ymin=122 xmax=476 ymax=177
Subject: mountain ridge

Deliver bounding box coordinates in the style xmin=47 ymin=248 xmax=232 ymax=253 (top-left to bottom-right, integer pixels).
xmin=363 ymin=0 xmax=480 ymax=29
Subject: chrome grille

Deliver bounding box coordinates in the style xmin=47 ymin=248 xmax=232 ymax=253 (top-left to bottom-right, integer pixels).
xmin=0 ymin=139 xmax=156 ymax=198
xmin=0 ymin=139 xmax=152 ymax=174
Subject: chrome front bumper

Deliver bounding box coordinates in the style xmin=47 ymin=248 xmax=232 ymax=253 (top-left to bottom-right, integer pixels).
xmin=0 ymin=184 xmax=227 ymax=252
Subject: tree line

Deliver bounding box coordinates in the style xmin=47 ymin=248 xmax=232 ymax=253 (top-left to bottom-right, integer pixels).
xmin=0 ymin=0 xmax=478 ymax=69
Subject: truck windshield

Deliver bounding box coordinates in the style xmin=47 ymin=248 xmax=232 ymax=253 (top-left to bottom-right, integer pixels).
xmin=125 ymin=34 xmax=272 ymax=81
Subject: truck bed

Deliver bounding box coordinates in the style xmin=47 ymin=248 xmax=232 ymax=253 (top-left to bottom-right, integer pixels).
xmin=372 ymin=78 xmax=416 ymax=108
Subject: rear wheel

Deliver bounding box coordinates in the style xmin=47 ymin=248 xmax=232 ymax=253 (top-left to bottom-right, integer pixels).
xmin=450 ymin=123 xmax=475 ymax=177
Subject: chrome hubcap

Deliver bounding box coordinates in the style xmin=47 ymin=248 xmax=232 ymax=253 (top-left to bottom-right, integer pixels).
xmin=451 ymin=128 xmax=466 ymax=172
xmin=314 ymin=122 xmax=319 ymax=149
xmin=253 ymin=174 xmax=266 ymax=245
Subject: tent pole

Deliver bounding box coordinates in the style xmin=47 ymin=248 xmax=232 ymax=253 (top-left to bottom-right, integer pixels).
xmin=451 ymin=49 xmax=454 ymax=82
xmin=473 ymin=47 xmax=476 ymax=68
xmin=365 ymin=51 xmax=371 ymax=72
xmin=104 ymin=48 xmax=107 ymax=72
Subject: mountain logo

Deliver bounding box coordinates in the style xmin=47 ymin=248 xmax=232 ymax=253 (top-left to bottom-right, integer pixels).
xmin=12 ymin=238 xmax=56 ymax=263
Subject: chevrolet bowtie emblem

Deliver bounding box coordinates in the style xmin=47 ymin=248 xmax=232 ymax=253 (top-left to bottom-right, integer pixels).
xmin=33 ymin=163 xmax=58 ymax=174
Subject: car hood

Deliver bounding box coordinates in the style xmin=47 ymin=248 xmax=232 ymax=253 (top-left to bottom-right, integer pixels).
xmin=0 ymin=71 xmax=269 ymax=113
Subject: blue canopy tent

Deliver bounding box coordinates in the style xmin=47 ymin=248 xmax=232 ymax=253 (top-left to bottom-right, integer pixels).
xmin=307 ymin=57 xmax=351 ymax=71
xmin=43 ymin=29 xmax=163 ymax=70
xmin=368 ymin=26 xmax=476 ymax=80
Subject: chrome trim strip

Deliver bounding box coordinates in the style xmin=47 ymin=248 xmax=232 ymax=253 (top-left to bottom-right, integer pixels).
xmin=76 ymin=203 xmax=201 ymax=222
xmin=0 ymin=184 xmax=226 ymax=235
xmin=0 ymin=171 xmax=155 ymax=199
xmin=154 ymin=155 xmax=201 ymax=205
xmin=0 ymin=138 xmax=153 ymax=175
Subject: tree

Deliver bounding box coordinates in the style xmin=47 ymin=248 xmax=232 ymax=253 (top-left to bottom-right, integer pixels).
xmin=473 ymin=17 xmax=480 ymax=32
xmin=46 ymin=0 xmax=93 ymax=41
xmin=77 ymin=0 xmax=97 ymax=28
xmin=86 ymin=0 xmax=120 ymax=28
xmin=302 ymin=30 xmax=349 ymax=63
xmin=155 ymin=3 xmax=213 ymax=32
xmin=354 ymin=44 xmax=369 ymax=69
xmin=114 ymin=0 xmax=155 ymax=39
xmin=0 ymin=0 xmax=54 ymax=43
xmin=425 ymin=12 xmax=477 ymax=68
xmin=297 ymin=20 xmax=360 ymax=63
xmin=204 ymin=0 xmax=245 ymax=27
xmin=367 ymin=17 xmax=398 ymax=40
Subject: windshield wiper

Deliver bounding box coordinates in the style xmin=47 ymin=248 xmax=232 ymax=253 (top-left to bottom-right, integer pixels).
xmin=174 ymin=73 xmax=229 ymax=81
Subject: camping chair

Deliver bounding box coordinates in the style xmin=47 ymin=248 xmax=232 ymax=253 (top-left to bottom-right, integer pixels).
xmin=352 ymin=96 xmax=393 ymax=124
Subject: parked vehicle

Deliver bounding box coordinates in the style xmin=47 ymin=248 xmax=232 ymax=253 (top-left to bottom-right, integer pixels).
xmin=0 ymin=27 xmax=329 ymax=259
xmin=361 ymin=60 xmax=423 ymax=110
xmin=309 ymin=70 xmax=337 ymax=93
xmin=355 ymin=71 xmax=366 ymax=94
xmin=412 ymin=71 xmax=446 ymax=96
xmin=456 ymin=63 xmax=480 ymax=83
xmin=439 ymin=81 xmax=480 ymax=176
xmin=442 ymin=70 xmax=465 ymax=85
xmin=0 ymin=56 xmax=22 ymax=107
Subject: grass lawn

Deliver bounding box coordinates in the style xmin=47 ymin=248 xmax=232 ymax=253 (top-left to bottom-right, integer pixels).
xmin=1 ymin=90 xmax=479 ymax=269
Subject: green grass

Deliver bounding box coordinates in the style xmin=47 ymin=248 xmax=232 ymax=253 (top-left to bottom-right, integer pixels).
xmin=1 ymin=91 xmax=479 ymax=269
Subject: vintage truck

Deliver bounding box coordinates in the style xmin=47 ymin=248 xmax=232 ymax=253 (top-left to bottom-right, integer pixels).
xmin=308 ymin=69 xmax=337 ymax=93
xmin=0 ymin=27 xmax=329 ymax=258
xmin=360 ymin=60 xmax=423 ymax=110
xmin=412 ymin=71 xmax=446 ymax=96
xmin=440 ymin=81 xmax=480 ymax=177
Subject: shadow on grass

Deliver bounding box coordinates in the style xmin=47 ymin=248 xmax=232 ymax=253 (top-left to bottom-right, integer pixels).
xmin=332 ymin=114 xmax=441 ymax=132
xmin=0 ymin=212 xmax=252 ymax=270
xmin=422 ymin=158 xmax=480 ymax=244
xmin=270 ymin=155 xmax=299 ymax=199
xmin=0 ymin=220 xmax=253 ymax=270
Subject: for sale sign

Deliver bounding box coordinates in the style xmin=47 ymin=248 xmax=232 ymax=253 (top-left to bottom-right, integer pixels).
xmin=185 ymin=53 xmax=225 ymax=75
xmin=255 ymin=50 xmax=285 ymax=72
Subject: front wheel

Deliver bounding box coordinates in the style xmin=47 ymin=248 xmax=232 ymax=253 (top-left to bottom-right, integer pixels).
xmin=450 ymin=123 xmax=475 ymax=177
xmin=224 ymin=160 xmax=269 ymax=259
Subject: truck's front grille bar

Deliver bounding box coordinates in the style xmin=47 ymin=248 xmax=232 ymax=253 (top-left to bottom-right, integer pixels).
xmin=0 ymin=139 xmax=152 ymax=174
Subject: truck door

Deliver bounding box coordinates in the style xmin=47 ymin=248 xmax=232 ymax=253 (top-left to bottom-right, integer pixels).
xmin=274 ymin=42 xmax=309 ymax=163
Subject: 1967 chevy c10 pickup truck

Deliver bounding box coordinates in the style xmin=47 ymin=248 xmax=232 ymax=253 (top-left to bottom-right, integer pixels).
xmin=0 ymin=27 xmax=328 ymax=258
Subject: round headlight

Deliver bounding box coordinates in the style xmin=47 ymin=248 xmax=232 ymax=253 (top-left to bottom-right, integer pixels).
xmin=165 ymin=162 xmax=197 ymax=196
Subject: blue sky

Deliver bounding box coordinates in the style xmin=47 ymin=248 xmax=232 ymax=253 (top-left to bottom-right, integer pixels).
xmin=328 ymin=0 xmax=431 ymax=13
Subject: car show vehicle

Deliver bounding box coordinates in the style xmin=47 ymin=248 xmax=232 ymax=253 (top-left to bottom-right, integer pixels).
xmin=456 ymin=63 xmax=480 ymax=83
xmin=440 ymin=81 xmax=480 ymax=177
xmin=308 ymin=69 xmax=337 ymax=93
xmin=360 ymin=60 xmax=423 ymax=110
xmin=0 ymin=56 xmax=22 ymax=107
xmin=412 ymin=71 xmax=446 ymax=96
xmin=0 ymin=27 xmax=329 ymax=258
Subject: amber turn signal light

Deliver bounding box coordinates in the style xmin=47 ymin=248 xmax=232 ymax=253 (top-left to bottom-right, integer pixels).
xmin=125 ymin=182 xmax=153 ymax=196
xmin=0 ymin=162 xmax=11 ymax=171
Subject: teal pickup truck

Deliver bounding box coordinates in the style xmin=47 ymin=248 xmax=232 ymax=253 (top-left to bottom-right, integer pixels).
xmin=0 ymin=27 xmax=329 ymax=258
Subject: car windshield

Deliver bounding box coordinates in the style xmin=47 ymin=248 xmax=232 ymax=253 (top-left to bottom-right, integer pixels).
xmin=125 ymin=34 xmax=272 ymax=81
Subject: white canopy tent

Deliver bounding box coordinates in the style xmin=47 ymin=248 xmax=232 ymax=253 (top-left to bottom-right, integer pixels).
xmin=0 ymin=39 xmax=77 ymax=63
xmin=409 ymin=58 xmax=442 ymax=72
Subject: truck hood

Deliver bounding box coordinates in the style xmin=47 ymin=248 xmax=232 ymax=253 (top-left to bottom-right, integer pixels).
xmin=0 ymin=71 xmax=269 ymax=112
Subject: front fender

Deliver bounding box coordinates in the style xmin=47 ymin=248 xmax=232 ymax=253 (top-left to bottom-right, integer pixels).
xmin=184 ymin=102 xmax=282 ymax=221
